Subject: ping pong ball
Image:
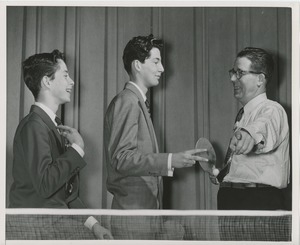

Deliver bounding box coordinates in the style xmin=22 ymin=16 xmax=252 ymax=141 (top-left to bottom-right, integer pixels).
xmin=213 ymin=168 xmax=220 ymax=176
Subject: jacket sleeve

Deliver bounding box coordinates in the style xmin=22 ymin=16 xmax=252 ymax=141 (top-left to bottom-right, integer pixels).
xmin=20 ymin=119 xmax=87 ymax=198
xmin=105 ymin=96 xmax=169 ymax=177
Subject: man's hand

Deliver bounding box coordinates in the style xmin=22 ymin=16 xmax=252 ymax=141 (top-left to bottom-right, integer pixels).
xmin=172 ymin=149 xmax=208 ymax=168
xmin=230 ymin=129 xmax=255 ymax=155
xmin=56 ymin=125 xmax=85 ymax=150
xmin=92 ymin=223 xmax=113 ymax=240
xmin=208 ymin=174 xmax=219 ymax=185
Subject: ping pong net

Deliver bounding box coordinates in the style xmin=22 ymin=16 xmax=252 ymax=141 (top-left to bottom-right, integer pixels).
xmin=6 ymin=211 xmax=291 ymax=241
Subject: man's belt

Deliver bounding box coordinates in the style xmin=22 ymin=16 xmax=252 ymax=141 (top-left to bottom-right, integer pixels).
xmin=220 ymin=182 xmax=272 ymax=189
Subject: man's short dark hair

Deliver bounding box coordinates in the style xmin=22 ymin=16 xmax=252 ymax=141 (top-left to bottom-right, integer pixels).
xmin=22 ymin=49 xmax=65 ymax=99
xmin=237 ymin=47 xmax=274 ymax=81
xmin=122 ymin=34 xmax=163 ymax=75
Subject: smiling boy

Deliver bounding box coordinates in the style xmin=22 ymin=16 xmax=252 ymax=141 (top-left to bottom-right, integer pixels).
xmin=9 ymin=50 xmax=87 ymax=208
xmin=104 ymin=34 xmax=207 ymax=210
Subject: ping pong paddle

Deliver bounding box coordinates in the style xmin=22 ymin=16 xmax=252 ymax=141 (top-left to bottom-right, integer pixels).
xmin=195 ymin=137 xmax=219 ymax=176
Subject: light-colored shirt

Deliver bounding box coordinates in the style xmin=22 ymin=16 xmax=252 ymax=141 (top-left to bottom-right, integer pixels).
xmin=224 ymin=93 xmax=290 ymax=188
xmin=129 ymin=82 xmax=174 ymax=176
xmin=34 ymin=102 xmax=84 ymax=157
xmin=84 ymin=216 xmax=99 ymax=230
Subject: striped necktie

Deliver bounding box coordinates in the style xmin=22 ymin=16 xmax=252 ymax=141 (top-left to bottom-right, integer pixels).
xmin=217 ymin=107 xmax=244 ymax=182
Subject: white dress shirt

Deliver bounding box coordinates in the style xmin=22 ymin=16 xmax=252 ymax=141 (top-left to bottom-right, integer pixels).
xmin=224 ymin=93 xmax=290 ymax=188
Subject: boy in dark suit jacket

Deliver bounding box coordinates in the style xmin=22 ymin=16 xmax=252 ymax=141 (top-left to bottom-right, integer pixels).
xmin=9 ymin=50 xmax=86 ymax=209
xmin=9 ymin=50 xmax=112 ymax=239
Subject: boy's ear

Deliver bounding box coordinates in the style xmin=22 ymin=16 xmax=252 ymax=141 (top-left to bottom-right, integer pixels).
xmin=41 ymin=76 xmax=51 ymax=88
xmin=132 ymin=60 xmax=142 ymax=72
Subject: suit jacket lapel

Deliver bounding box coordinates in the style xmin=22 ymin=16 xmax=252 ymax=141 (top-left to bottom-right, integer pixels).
xmin=30 ymin=105 xmax=64 ymax=148
xmin=125 ymin=83 xmax=159 ymax=153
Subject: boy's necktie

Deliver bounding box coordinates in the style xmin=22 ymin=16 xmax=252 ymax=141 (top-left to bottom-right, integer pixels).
xmin=145 ymin=99 xmax=150 ymax=114
xmin=55 ymin=116 xmax=74 ymax=197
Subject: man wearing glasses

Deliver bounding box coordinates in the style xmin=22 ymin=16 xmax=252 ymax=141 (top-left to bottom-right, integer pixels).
xmin=215 ymin=47 xmax=290 ymax=210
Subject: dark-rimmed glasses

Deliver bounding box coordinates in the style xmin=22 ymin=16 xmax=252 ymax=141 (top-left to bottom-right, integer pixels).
xmin=229 ymin=68 xmax=265 ymax=79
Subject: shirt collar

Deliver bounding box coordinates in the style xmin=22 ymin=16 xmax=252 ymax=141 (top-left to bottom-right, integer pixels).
xmin=244 ymin=93 xmax=267 ymax=115
xmin=128 ymin=81 xmax=147 ymax=102
xmin=34 ymin=102 xmax=57 ymax=125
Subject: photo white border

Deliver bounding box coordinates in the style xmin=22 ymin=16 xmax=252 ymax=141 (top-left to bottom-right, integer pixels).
xmin=1 ymin=1 xmax=299 ymax=245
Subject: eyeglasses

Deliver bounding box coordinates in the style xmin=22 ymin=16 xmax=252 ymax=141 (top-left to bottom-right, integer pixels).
xmin=228 ymin=68 xmax=265 ymax=79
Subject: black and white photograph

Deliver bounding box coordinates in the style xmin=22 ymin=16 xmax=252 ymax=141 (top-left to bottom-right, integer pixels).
xmin=2 ymin=1 xmax=299 ymax=244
